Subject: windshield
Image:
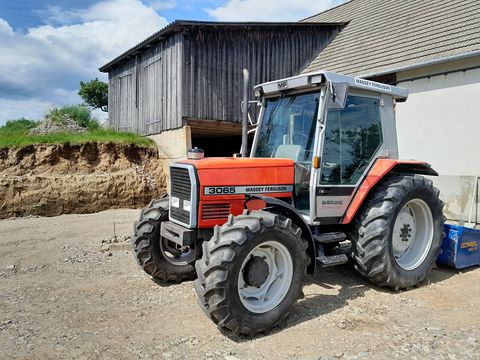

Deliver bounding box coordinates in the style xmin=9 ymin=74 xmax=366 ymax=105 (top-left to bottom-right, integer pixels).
xmin=254 ymin=91 xmax=319 ymax=164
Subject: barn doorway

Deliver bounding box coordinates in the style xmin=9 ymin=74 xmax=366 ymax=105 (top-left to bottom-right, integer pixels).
xmin=191 ymin=134 xmax=242 ymax=157
xmin=187 ymin=119 xmax=251 ymax=157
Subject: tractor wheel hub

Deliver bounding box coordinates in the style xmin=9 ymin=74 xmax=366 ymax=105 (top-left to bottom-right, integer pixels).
xmin=243 ymin=256 xmax=270 ymax=288
xmin=392 ymin=198 xmax=434 ymax=270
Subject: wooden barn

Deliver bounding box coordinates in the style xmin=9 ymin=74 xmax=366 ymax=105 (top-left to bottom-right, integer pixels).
xmin=99 ymin=21 xmax=342 ymax=158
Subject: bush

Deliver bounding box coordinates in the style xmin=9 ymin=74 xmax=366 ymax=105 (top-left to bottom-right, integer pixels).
xmin=46 ymin=105 xmax=99 ymax=130
xmin=0 ymin=118 xmax=38 ymax=133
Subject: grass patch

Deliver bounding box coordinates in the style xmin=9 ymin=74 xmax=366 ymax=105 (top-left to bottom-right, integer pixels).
xmin=0 ymin=129 xmax=155 ymax=148
xmin=48 ymin=105 xmax=99 ymax=130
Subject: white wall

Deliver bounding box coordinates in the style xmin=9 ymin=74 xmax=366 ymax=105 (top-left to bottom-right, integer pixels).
xmin=149 ymin=126 xmax=192 ymax=191
xmin=149 ymin=126 xmax=192 ymax=161
xmin=396 ymin=67 xmax=480 ymax=176
xmin=395 ymin=61 xmax=480 ymax=223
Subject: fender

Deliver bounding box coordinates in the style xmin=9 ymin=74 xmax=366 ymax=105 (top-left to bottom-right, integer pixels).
xmin=342 ymin=158 xmax=438 ymax=224
xmin=245 ymin=195 xmax=316 ymax=274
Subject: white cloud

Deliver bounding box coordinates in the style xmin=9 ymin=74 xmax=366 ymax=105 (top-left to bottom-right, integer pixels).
xmin=207 ymin=0 xmax=346 ymax=21
xmin=0 ymin=0 xmax=169 ymax=124
xmin=0 ymin=98 xmax=53 ymax=123
xmin=148 ymin=1 xmax=177 ymax=11
xmin=0 ymin=18 xmax=14 ymax=35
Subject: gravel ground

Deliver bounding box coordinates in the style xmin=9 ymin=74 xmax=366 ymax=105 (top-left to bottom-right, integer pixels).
xmin=0 ymin=209 xmax=478 ymax=360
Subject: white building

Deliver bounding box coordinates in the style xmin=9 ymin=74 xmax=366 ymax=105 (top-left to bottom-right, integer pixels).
xmin=304 ymin=0 xmax=480 ymax=224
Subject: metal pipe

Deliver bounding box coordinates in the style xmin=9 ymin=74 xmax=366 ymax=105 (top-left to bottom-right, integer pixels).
xmin=241 ymin=68 xmax=249 ymax=157
xmin=467 ymin=175 xmax=478 ymax=227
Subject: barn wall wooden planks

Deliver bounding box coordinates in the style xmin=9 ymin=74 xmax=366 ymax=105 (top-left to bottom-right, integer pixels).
xmin=109 ymin=33 xmax=183 ymax=135
xmin=182 ymin=25 xmax=337 ymax=124
xmin=106 ymin=23 xmax=341 ymax=135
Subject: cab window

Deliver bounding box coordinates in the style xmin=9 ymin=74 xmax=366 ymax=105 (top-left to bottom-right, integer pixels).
xmin=320 ymin=95 xmax=382 ymax=185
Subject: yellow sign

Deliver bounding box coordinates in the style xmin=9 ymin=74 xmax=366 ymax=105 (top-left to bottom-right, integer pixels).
xmin=460 ymin=241 xmax=477 ymax=249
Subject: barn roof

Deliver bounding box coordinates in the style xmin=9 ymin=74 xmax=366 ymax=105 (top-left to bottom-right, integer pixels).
xmin=303 ymin=0 xmax=480 ymax=76
xmin=99 ymin=20 xmax=344 ymax=73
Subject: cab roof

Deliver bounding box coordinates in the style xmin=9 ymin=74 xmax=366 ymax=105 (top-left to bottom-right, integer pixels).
xmin=254 ymin=70 xmax=409 ymax=101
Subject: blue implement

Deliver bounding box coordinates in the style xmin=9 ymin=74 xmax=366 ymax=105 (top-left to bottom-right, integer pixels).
xmin=437 ymin=224 xmax=480 ymax=269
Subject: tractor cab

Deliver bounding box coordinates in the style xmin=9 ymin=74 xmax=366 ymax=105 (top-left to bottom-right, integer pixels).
xmin=251 ymin=71 xmax=408 ymax=223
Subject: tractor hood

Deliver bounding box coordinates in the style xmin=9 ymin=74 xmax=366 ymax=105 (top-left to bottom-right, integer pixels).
xmin=177 ymin=157 xmax=295 ymax=199
xmin=171 ymin=157 xmax=294 ymax=228
xmin=178 ymin=157 xmax=293 ymax=170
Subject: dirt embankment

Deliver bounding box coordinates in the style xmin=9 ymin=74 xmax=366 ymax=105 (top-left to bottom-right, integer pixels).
xmin=0 ymin=143 xmax=166 ymax=218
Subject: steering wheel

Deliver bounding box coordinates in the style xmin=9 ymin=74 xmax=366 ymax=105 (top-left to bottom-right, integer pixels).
xmin=292 ymin=133 xmax=309 ymax=144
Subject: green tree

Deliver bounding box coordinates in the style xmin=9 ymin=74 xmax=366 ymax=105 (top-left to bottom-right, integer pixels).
xmin=79 ymin=78 xmax=108 ymax=112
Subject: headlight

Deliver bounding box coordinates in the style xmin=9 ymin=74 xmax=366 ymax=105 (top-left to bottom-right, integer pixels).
xmin=171 ymin=197 xmax=179 ymax=208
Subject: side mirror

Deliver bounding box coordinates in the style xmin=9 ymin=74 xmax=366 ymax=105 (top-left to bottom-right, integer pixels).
xmin=328 ymin=82 xmax=348 ymax=110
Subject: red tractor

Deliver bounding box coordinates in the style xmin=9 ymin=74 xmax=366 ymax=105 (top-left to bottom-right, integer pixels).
xmin=131 ymin=71 xmax=445 ymax=336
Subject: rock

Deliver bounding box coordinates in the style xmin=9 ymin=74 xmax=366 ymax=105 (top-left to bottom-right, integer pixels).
xmin=333 ymin=351 xmax=344 ymax=358
xmin=6 ymin=264 xmax=15 ymax=271
xmin=224 ymin=355 xmax=239 ymax=360
xmin=29 ymin=116 xmax=86 ymax=135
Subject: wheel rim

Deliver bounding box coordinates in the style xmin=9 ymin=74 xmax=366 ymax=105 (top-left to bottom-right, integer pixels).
xmin=238 ymin=241 xmax=293 ymax=314
xmin=392 ymin=198 xmax=434 ymax=270
xmin=160 ymin=238 xmax=195 ymax=265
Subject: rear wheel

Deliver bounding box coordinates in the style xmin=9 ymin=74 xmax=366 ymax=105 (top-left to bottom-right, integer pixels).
xmin=351 ymin=174 xmax=445 ymax=290
xmin=131 ymin=198 xmax=196 ymax=283
xmin=194 ymin=210 xmax=308 ymax=336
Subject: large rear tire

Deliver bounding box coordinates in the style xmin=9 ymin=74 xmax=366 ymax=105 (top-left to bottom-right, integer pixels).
xmin=131 ymin=198 xmax=196 ymax=283
xmin=351 ymin=174 xmax=445 ymax=290
xmin=194 ymin=210 xmax=308 ymax=336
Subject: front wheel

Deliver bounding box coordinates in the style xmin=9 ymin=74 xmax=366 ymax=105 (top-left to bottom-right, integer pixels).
xmin=131 ymin=198 xmax=196 ymax=283
xmin=351 ymin=174 xmax=445 ymax=290
xmin=194 ymin=210 xmax=308 ymax=336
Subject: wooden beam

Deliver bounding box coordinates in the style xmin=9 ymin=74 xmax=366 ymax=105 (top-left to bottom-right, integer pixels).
xmin=184 ymin=118 xmax=250 ymax=137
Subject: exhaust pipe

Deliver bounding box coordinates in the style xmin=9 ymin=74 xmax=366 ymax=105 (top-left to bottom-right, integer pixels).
xmin=241 ymin=68 xmax=249 ymax=158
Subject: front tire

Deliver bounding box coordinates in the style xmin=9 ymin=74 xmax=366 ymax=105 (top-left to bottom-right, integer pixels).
xmin=351 ymin=174 xmax=445 ymax=290
xmin=131 ymin=198 xmax=196 ymax=283
xmin=194 ymin=210 xmax=308 ymax=336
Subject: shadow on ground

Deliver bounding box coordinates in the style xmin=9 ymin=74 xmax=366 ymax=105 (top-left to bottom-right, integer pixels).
xmin=220 ymin=261 xmax=463 ymax=342
xmin=142 ymin=244 xmax=464 ymax=342
xmin=428 ymin=263 xmax=476 ymax=284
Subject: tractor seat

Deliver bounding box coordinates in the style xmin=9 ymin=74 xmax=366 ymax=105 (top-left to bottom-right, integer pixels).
xmin=274 ymin=144 xmax=305 ymax=163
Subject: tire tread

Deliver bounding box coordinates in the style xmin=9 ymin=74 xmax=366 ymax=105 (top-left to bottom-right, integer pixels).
xmin=194 ymin=210 xmax=308 ymax=337
xmin=351 ymin=174 xmax=445 ymax=290
xmin=131 ymin=198 xmax=196 ymax=283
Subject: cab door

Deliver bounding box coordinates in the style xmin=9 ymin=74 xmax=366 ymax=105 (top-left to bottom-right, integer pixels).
xmin=315 ymin=93 xmax=384 ymax=224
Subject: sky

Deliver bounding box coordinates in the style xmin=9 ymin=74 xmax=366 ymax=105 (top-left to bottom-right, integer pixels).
xmin=0 ymin=0 xmax=347 ymax=125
